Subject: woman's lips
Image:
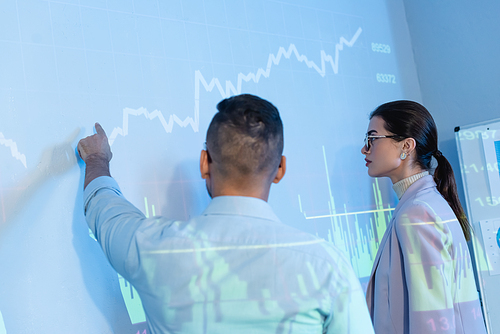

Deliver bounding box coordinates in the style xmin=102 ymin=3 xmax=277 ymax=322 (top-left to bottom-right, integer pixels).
xmin=365 ymin=158 xmax=372 ymax=167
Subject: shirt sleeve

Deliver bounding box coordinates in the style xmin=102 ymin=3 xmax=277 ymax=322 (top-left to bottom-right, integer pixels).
xmin=396 ymin=200 xmax=457 ymax=333
xmin=323 ymin=251 xmax=375 ymax=334
xmin=83 ymin=176 xmax=147 ymax=279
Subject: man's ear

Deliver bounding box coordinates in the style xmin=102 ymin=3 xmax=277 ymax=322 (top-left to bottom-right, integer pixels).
xmin=200 ymin=150 xmax=210 ymax=180
xmin=272 ymin=156 xmax=286 ymax=184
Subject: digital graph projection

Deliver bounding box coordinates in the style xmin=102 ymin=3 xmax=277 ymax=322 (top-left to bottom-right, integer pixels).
xmin=108 ymin=27 xmax=362 ymax=145
xmin=0 ymin=132 xmax=27 ymax=168
xmin=0 ymin=311 xmax=5 ymax=334
xmin=119 ymin=275 xmax=146 ymax=325
xmin=298 ymin=146 xmax=394 ymax=278
xmin=0 ymin=0 xmax=421 ymax=333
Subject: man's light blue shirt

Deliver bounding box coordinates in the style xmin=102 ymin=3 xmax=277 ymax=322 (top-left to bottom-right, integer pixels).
xmin=84 ymin=176 xmax=374 ymax=334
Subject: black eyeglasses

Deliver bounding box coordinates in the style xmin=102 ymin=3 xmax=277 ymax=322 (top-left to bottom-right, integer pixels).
xmin=364 ymin=134 xmax=403 ymax=151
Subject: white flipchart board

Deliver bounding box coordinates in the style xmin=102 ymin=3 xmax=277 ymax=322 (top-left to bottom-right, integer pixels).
xmin=456 ymin=118 xmax=500 ymax=334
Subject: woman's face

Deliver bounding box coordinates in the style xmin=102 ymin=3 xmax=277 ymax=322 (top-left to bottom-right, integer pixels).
xmin=361 ymin=116 xmax=404 ymax=180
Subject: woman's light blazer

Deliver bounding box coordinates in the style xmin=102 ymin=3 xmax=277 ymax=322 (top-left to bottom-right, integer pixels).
xmin=366 ymin=175 xmax=486 ymax=334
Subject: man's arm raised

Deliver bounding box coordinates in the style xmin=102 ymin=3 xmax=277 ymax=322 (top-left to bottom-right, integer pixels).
xmin=77 ymin=123 xmax=113 ymax=189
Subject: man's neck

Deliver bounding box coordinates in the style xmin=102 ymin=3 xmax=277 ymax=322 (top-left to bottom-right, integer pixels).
xmin=210 ymin=185 xmax=271 ymax=202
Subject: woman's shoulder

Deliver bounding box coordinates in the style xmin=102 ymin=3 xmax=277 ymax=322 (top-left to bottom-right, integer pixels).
xmin=398 ymin=176 xmax=451 ymax=213
xmin=395 ymin=184 xmax=457 ymax=227
xmin=393 ymin=190 xmax=460 ymax=254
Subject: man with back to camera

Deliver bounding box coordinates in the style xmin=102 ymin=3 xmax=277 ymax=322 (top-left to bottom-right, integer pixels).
xmin=78 ymin=94 xmax=374 ymax=333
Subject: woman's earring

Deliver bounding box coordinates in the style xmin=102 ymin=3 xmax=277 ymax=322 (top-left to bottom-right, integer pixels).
xmin=400 ymin=152 xmax=407 ymax=160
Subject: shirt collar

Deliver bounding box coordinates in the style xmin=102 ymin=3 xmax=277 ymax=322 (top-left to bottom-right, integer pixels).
xmin=398 ymin=174 xmax=436 ymax=204
xmin=392 ymin=171 xmax=430 ymax=199
xmin=202 ymin=196 xmax=281 ymax=223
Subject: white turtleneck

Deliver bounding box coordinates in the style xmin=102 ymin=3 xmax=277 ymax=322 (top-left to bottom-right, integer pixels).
xmin=392 ymin=171 xmax=430 ymax=200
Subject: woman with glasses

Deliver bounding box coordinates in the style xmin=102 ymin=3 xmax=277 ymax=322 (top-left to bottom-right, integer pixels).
xmin=361 ymin=100 xmax=486 ymax=334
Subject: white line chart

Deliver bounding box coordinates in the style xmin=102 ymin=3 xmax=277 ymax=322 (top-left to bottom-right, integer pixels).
xmin=108 ymin=27 xmax=362 ymax=145
xmin=0 ymin=132 xmax=27 ymax=168
xmin=108 ymin=107 xmax=198 ymax=145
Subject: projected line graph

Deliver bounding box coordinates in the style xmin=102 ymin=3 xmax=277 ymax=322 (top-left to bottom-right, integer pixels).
xmin=0 ymin=310 xmax=5 ymax=334
xmin=118 ymin=274 xmax=146 ymax=325
xmin=299 ymin=146 xmax=394 ymax=278
xmin=108 ymin=106 xmax=199 ymax=145
xmin=196 ymin=27 xmax=363 ymax=98
xmin=88 ymin=203 xmax=149 ymax=324
xmin=304 ymin=206 xmax=394 ymax=219
xmin=0 ymin=132 xmax=27 ymax=168
xmin=306 ymin=146 xmax=476 ymax=283
xmin=116 ymin=197 xmax=157 ymax=325
xmin=108 ymin=27 xmax=362 ymax=144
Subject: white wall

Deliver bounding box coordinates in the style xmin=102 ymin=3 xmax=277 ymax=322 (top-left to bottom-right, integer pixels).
xmin=402 ymin=0 xmax=500 ymax=202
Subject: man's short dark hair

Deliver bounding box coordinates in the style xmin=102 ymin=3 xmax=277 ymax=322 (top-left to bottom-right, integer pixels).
xmin=206 ymin=94 xmax=284 ymax=178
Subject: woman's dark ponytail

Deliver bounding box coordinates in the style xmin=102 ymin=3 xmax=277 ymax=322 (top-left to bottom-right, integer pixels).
xmin=371 ymin=101 xmax=471 ymax=241
xmin=433 ymin=151 xmax=471 ymax=241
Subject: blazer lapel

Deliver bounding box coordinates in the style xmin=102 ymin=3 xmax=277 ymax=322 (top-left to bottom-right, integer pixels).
xmin=366 ymin=213 xmax=396 ymax=310
xmin=369 ymin=216 xmax=394 ymax=278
